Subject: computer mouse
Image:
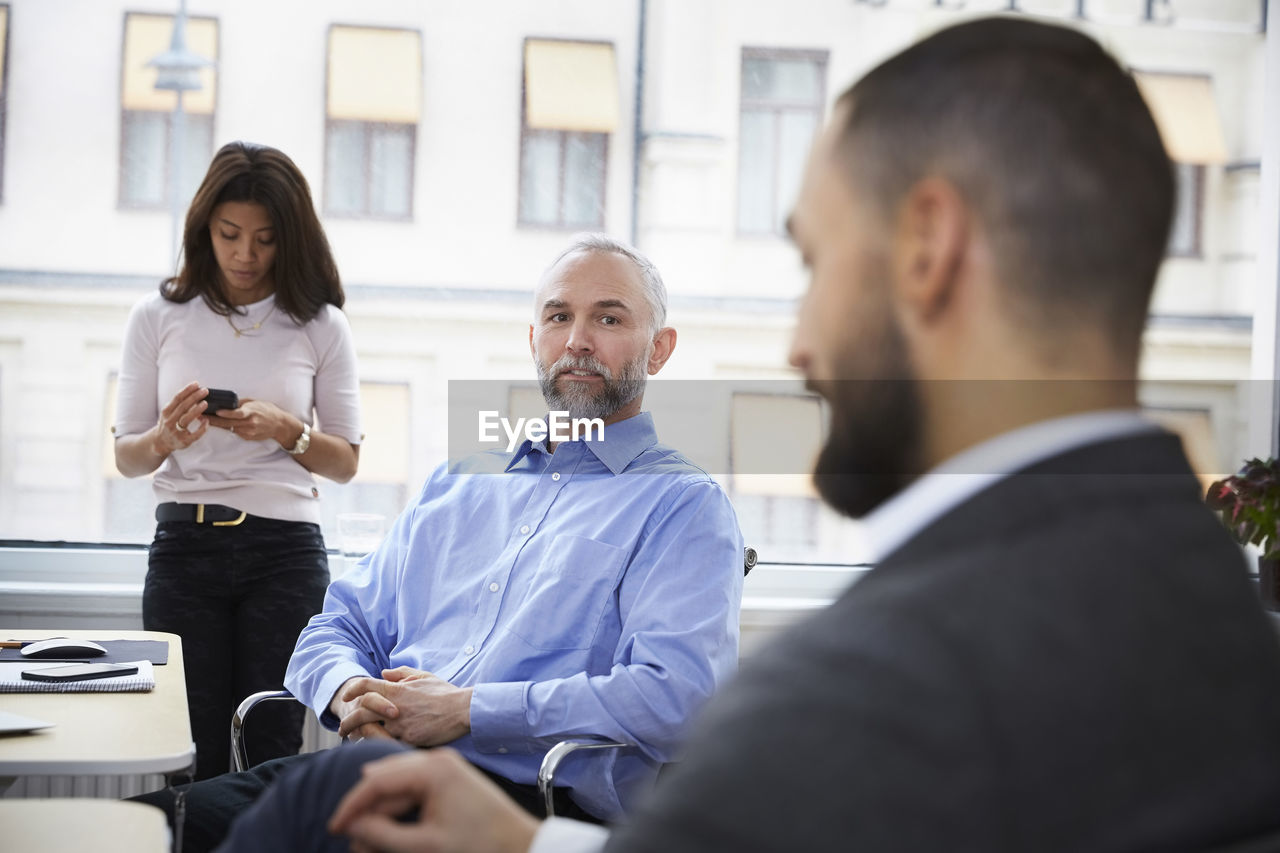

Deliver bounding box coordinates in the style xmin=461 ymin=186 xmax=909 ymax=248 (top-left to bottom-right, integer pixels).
xmin=19 ymin=638 xmax=108 ymax=659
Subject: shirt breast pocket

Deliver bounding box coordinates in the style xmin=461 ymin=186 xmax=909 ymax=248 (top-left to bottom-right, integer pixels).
xmin=507 ymin=534 xmax=629 ymax=651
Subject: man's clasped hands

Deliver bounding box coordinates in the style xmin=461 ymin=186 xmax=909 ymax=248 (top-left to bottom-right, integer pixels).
xmin=326 ymin=668 xmax=538 ymax=852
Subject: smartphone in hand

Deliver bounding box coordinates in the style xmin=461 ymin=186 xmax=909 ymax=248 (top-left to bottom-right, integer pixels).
xmin=204 ymin=388 xmax=240 ymax=412
xmin=21 ymin=663 xmax=140 ymax=683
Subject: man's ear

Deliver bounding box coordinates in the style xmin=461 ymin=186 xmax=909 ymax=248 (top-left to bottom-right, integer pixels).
xmin=892 ymin=177 xmax=969 ymax=324
xmin=647 ymin=327 xmax=677 ymax=375
xmin=528 ymin=324 xmax=535 ymax=359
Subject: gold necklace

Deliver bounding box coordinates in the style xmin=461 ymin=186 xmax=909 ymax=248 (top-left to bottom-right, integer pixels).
xmin=226 ymin=302 xmax=277 ymax=338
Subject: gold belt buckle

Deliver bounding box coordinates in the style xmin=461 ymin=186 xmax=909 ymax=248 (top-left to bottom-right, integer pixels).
xmin=195 ymin=504 xmax=248 ymax=526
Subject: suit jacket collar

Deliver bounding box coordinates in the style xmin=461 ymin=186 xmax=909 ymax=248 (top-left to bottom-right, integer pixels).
xmin=881 ymin=429 xmax=1200 ymax=570
xmin=864 ymin=410 xmax=1158 ymax=563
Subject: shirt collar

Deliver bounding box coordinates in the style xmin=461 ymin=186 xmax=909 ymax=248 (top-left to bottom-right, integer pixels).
xmin=862 ymin=409 xmax=1160 ymax=564
xmin=504 ymin=411 xmax=659 ymax=475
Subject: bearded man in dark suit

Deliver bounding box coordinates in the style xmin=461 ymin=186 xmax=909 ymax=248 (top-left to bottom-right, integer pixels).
xmin=219 ymin=17 xmax=1280 ymax=852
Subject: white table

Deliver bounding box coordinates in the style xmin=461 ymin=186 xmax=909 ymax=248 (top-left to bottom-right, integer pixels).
xmin=0 ymin=629 xmax=194 ymax=777
xmin=0 ymin=798 xmax=169 ymax=852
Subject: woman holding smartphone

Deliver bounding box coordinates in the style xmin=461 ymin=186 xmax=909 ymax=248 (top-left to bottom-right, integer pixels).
xmin=113 ymin=141 xmax=362 ymax=779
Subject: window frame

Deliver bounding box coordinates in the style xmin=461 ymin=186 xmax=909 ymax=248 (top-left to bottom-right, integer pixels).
xmin=1168 ymin=160 xmax=1205 ymax=259
xmin=735 ymin=46 xmax=829 ymax=238
xmin=516 ymin=36 xmax=612 ymax=231
xmin=322 ymin=118 xmax=419 ymax=220
xmin=116 ymin=10 xmax=219 ymax=211
xmin=322 ymin=23 xmax=421 ymax=221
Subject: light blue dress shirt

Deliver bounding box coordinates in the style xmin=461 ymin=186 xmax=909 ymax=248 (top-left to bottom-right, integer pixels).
xmin=285 ymin=412 xmax=744 ymax=820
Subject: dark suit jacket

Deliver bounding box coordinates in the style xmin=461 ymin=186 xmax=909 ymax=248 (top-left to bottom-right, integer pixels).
xmin=608 ymin=432 xmax=1280 ymax=851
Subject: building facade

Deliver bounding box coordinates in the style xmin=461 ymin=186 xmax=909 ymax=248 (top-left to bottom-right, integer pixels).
xmin=0 ymin=0 xmax=1271 ymax=561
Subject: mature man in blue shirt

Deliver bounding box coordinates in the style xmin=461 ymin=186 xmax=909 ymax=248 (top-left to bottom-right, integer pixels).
xmin=141 ymin=233 xmax=744 ymax=853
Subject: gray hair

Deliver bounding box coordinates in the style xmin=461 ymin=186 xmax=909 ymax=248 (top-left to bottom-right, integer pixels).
xmin=540 ymin=233 xmax=669 ymax=336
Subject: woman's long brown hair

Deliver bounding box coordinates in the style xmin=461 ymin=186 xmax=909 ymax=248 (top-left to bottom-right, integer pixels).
xmin=161 ymin=141 xmax=344 ymax=323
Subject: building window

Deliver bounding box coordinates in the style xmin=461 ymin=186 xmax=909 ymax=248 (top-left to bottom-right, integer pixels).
xmin=325 ymin=26 xmax=421 ymax=219
xmin=119 ymin=12 xmax=218 ymax=209
xmin=319 ymin=381 xmax=412 ymax=534
xmin=1132 ymin=71 xmax=1226 ymax=259
xmin=730 ymin=392 xmax=824 ymax=552
xmin=518 ymin=38 xmax=618 ymax=230
xmin=737 ymin=48 xmax=827 ymax=236
xmin=0 ymin=4 xmax=9 ymax=203
xmin=1169 ymin=162 xmax=1204 ymax=257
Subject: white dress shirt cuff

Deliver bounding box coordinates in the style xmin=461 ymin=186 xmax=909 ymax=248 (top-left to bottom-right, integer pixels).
xmin=529 ymin=817 xmax=611 ymax=853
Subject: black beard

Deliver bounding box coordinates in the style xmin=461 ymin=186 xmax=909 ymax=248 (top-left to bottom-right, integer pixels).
xmin=810 ymin=377 xmax=923 ymax=519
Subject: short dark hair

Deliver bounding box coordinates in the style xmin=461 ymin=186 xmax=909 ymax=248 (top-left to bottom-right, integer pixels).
xmin=162 ymin=141 xmax=344 ymax=323
xmin=833 ymin=17 xmax=1173 ymax=361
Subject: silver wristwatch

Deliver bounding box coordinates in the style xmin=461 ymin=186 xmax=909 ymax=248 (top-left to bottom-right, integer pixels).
xmin=286 ymin=422 xmax=311 ymax=456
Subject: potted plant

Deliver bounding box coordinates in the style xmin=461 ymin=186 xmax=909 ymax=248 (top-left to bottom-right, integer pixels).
xmin=1206 ymin=457 xmax=1280 ymax=610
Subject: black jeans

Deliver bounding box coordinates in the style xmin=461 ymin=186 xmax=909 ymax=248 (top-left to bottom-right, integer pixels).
xmin=145 ymin=513 xmax=328 ymax=780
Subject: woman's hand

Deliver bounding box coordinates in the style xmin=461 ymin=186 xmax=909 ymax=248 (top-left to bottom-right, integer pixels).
xmin=206 ymin=398 xmax=293 ymax=445
xmin=209 ymin=399 xmax=361 ymax=483
xmin=150 ymin=381 xmax=211 ymax=456
xmin=115 ymin=381 xmax=211 ymax=477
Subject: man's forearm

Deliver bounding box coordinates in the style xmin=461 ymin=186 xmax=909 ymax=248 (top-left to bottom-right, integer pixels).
xmin=288 ymin=648 xmax=380 ymax=729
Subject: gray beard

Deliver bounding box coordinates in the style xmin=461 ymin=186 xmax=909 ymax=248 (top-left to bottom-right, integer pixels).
xmin=537 ymin=352 xmax=648 ymax=422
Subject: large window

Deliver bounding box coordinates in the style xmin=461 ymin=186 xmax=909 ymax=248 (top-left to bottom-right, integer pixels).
xmin=518 ymin=38 xmax=618 ymax=230
xmin=737 ymin=48 xmax=827 ymax=236
xmin=0 ymin=3 xmax=1272 ymax=630
xmin=119 ymin=12 xmax=218 ymax=209
xmin=325 ymin=25 xmax=421 ymax=219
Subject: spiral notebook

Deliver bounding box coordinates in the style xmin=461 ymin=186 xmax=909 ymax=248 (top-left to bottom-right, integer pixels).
xmin=0 ymin=660 xmax=155 ymax=693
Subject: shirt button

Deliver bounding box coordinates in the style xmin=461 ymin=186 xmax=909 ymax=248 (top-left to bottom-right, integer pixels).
xmin=498 ymin=747 xmax=508 ymax=754
xmin=552 ymin=472 xmax=561 ymax=481
xmin=489 ymin=582 xmax=499 ymax=593
xmin=519 ymin=525 xmax=530 ymax=534
xmin=464 ymin=645 xmax=475 ymax=655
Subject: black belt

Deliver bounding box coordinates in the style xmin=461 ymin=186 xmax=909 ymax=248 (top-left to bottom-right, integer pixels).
xmin=155 ymin=502 xmax=249 ymax=526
